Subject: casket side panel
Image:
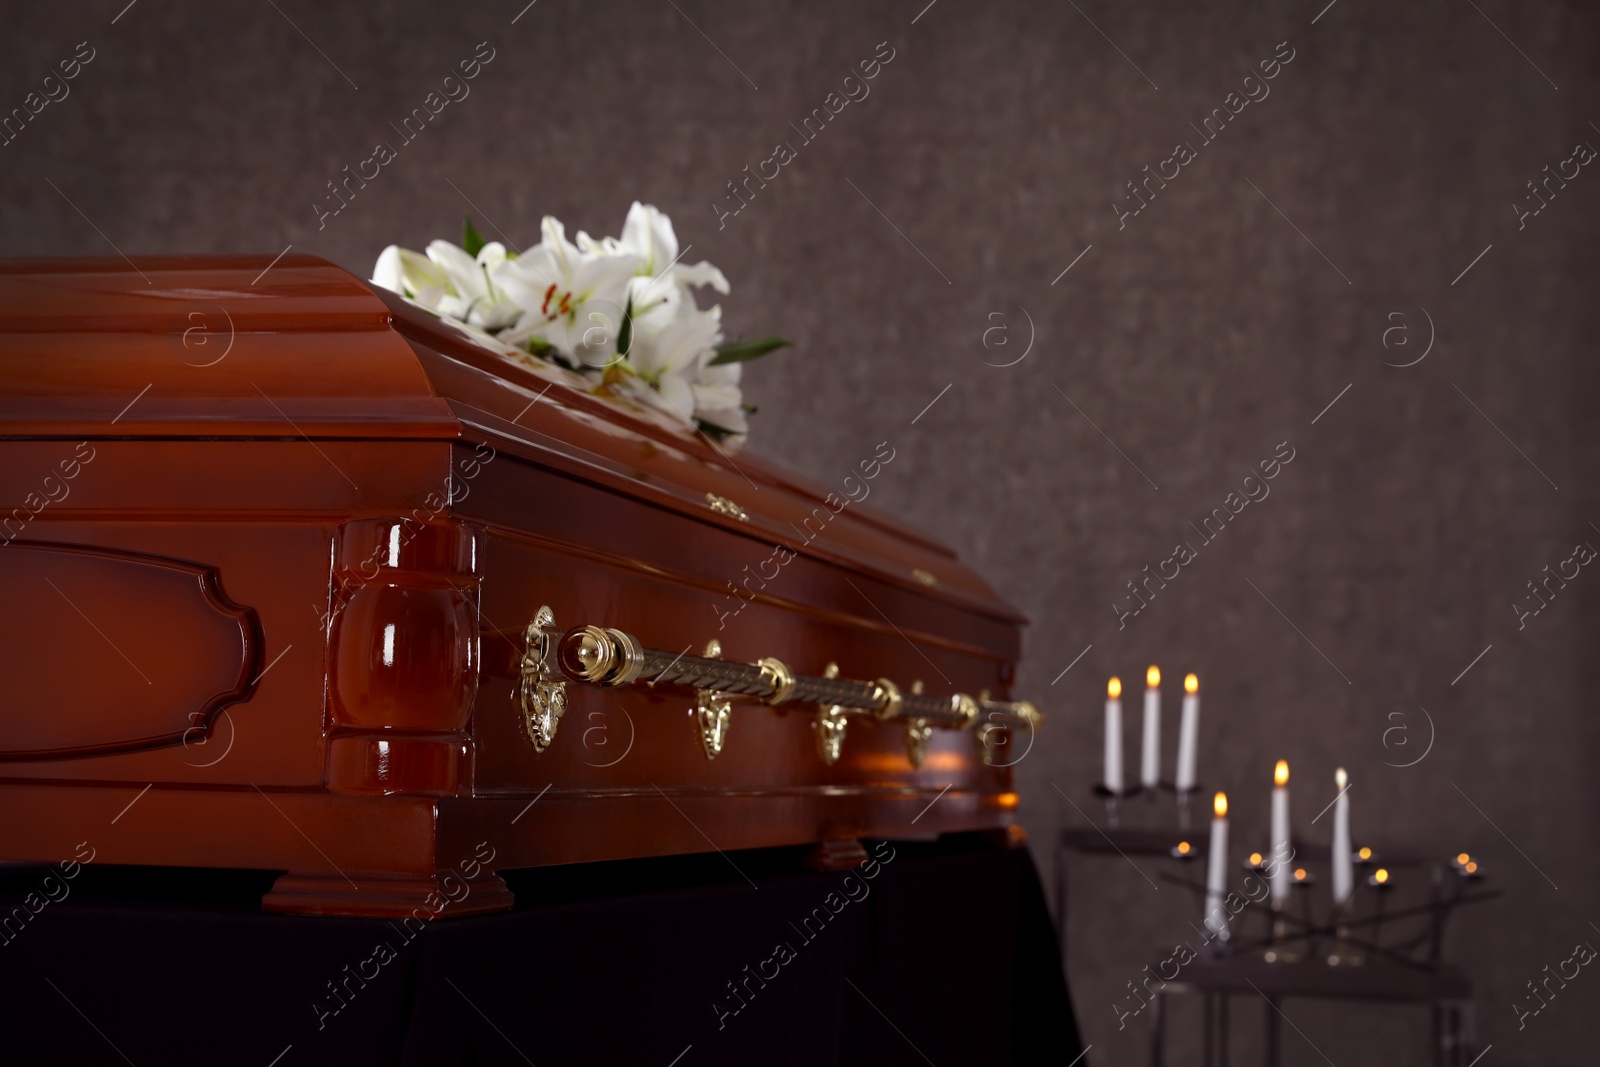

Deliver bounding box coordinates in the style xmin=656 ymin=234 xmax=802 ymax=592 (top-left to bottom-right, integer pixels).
xmin=0 ymin=438 xmax=458 ymax=788
xmin=0 ymin=540 xmax=258 ymax=760
xmin=454 ymin=446 xmax=1029 ymax=864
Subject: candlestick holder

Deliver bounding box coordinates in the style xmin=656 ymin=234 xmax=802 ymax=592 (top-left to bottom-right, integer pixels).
xmin=1160 ymin=849 xmax=1497 ymax=977
xmin=1325 ymin=901 xmax=1364 ymax=967
xmin=1366 ymin=869 xmax=1396 ymax=943
xmin=1083 ymin=782 xmax=1210 ymax=835
xmin=1169 ymin=839 xmax=1201 ymax=861
xmin=1200 ymin=912 xmax=1233 ymax=954
xmin=1145 ymin=852 xmax=1490 ymax=1067
xmin=1169 ymin=782 xmax=1205 ymax=832
xmin=1092 ymin=782 xmax=1141 ymax=827
xmin=1263 ymin=899 xmax=1302 ymax=964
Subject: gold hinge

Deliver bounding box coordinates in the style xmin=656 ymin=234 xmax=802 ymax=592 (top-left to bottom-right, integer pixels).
xmin=705 ymin=492 xmax=749 ymax=522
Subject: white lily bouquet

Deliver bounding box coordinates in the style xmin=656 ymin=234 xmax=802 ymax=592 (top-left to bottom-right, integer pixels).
xmin=371 ymin=202 xmax=787 ymax=440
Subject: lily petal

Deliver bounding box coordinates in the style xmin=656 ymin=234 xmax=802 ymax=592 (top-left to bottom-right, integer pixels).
xmin=372 ymin=245 xmax=405 ymax=293
xmin=675 ymin=260 xmax=731 ymax=294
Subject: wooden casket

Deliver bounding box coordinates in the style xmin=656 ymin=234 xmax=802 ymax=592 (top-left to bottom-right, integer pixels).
xmin=0 ymin=255 xmax=1040 ymax=917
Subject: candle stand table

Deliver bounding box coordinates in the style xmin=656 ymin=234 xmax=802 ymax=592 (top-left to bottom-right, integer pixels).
xmin=1149 ymin=853 xmax=1492 ymax=1067
xmin=1146 ymin=953 xmax=1475 ymax=1067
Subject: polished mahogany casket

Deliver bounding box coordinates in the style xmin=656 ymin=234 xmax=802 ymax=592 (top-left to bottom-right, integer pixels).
xmin=0 ymin=255 xmax=1040 ymax=917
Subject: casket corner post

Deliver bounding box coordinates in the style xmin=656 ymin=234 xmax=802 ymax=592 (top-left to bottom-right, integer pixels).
xmin=265 ymin=513 xmax=513 ymax=918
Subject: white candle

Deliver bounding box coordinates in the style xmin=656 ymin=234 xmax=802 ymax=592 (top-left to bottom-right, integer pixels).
xmin=1140 ymin=666 xmax=1161 ymax=789
xmin=1331 ymin=768 xmax=1353 ymax=905
xmin=1175 ymin=673 xmax=1200 ymax=792
xmin=1103 ymin=677 xmax=1124 ymax=792
xmin=1204 ymin=791 xmax=1229 ymax=938
xmin=1270 ymin=759 xmax=1291 ymax=904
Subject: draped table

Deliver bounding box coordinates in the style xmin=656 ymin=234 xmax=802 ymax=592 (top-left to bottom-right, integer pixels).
xmin=0 ymin=833 xmax=1080 ymax=1066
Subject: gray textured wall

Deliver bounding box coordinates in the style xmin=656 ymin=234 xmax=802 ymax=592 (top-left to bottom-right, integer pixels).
xmin=5 ymin=1 xmax=1598 ymax=1063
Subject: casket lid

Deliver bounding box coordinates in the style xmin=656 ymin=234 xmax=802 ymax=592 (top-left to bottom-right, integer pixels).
xmin=0 ymin=255 xmax=1023 ymax=624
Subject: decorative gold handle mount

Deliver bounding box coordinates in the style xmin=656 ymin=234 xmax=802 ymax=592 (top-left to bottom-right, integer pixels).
xmin=521 ymin=609 xmax=1042 ymax=766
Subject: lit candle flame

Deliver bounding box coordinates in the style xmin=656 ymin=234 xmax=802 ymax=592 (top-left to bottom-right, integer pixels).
xmin=1249 ymin=852 xmax=1263 ymax=866
xmin=1214 ymin=791 xmax=1227 ymax=818
xmin=1107 ymin=676 xmax=1122 ymax=699
xmin=1335 ymin=768 xmax=1347 ymax=789
xmin=1275 ymin=759 xmax=1289 ymax=786
xmin=1147 ymin=665 xmax=1161 ymax=688
xmin=1374 ymin=868 xmax=1389 ymax=884
xmin=1465 ymin=861 xmax=1478 ymax=874
xmin=1294 ymin=868 xmax=1307 ymax=880
xmin=1358 ymin=846 xmax=1372 ymax=861
xmin=1456 ymin=852 xmax=1470 ymax=865
xmin=1177 ymin=841 xmax=1191 ymax=855
xmin=1184 ymin=672 xmax=1198 ymax=694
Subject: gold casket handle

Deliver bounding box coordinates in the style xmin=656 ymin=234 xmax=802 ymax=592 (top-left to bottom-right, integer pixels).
xmin=520 ymin=608 xmax=1040 ymax=764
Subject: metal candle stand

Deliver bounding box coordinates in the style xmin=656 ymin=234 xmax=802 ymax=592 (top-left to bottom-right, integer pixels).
xmin=1093 ymin=780 xmax=1206 ymax=831
xmin=1176 ymin=854 xmax=1496 ymax=970
xmin=1148 ymin=850 xmax=1497 ymax=1067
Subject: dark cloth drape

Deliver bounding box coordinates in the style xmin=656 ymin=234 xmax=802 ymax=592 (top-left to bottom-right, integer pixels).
xmin=0 ymin=832 xmax=1080 ymax=1065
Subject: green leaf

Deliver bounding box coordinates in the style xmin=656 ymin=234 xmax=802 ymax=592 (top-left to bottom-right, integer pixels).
xmin=696 ymin=418 xmax=736 ymax=440
xmin=709 ymin=336 xmax=790 ymax=366
xmin=617 ymin=297 xmax=634 ymax=358
xmin=462 ymin=215 xmax=487 ymax=258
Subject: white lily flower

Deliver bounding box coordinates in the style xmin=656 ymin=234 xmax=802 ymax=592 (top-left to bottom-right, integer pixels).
xmin=424 ymin=239 xmax=522 ymax=331
xmin=371 ymin=241 xmax=521 ymax=332
xmin=372 ymin=245 xmax=453 ymax=312
xmin=373 ymin=204 xmax=763 ymax=442
xmin=621 ymin=202 xmax=730 ymax=293
xmin=494 ymin=216 xmax=641 ymax=368
xmin=690 ymin=359 xmax=748 ymax=437
xmin=618 ymin=304 xmax=723 ymax=424
xmin=583 ymin=202 xmax=729 ymax=322
xmin=372 ymin=245 xmax=406 ymax=293
xmin=473 ymin=240 xmax=519 ymax=328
